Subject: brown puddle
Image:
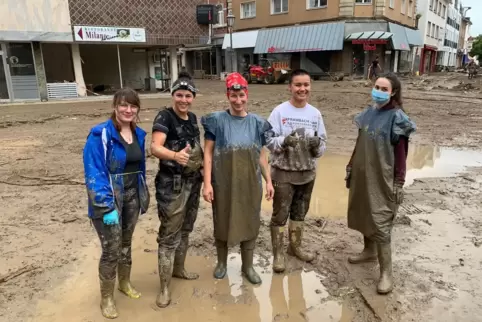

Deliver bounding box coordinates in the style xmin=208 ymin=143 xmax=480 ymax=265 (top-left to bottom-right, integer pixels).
xmin=34 ymin=242 xmax=352 ymax=322
xmin=262 ymin=145 xmax=482 ymax=219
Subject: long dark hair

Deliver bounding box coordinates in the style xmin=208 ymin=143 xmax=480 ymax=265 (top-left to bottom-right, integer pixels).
xmin=380 ymin=72 xmax=404 ymax=111
xmin=110 ymin=87 xmax=141 ymax=131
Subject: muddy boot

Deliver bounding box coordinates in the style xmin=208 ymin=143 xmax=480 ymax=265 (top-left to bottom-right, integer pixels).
xmin=240 ymin=239 xmax=262 ymax=285
xmin=287 ymin=220 xmax=315 ymax=262
xmin=270 ymin=226 xmax=286 ymax=273
xmin=99 ymin=276 xmax=118 ymax=319
xmin=377 ymin=243 xmax=394 ymax=294
xmin=348 ymin=237 xmax=377 ymax=264
xmin=156 ymin=249 xmax=175 ymax=308
xmin=117 ymin=264 xmax=141 ymax=299
xmin=213 ymin=239 xmax=228 ymax=279
xmin=172 ymin=234 xmax=199 ymax=280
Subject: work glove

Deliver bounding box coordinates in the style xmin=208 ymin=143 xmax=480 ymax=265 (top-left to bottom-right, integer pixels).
xmin=103 ymin=209 xmax=119 ymax=225
xmin=345 ymin=166 xmax=351 ymax=189
xmin=394 ymin=181 xmax=404 ymax=205
xmin=307 ymin=136 xmax=321 ymax=149
xmin=283 ymin=131 xmax=299 ymax=148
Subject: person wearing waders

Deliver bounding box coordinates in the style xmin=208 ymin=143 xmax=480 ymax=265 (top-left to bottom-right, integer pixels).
xmin=83 ymin=88 xmax=150 ymax=319
xmin=345 ymin=73 xmax=416 ymax=294
xmin=265 ymin=69 xmax=327 ymax=273
xmin=201 ymin=72 xmax=274 ymax=284
xmin=150 ymin=72 xmax=204 ymax=308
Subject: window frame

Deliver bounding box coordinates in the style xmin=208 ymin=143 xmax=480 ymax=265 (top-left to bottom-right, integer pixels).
xmin=271 ymin=0 xmax=288 ymax=14
xmin=307 ymin=0 xmax=328 ymax=9
xmin=240 ymin=1 xmax=256 ymax=19
xmin=355 ymin=0 xmax=372 ymax=4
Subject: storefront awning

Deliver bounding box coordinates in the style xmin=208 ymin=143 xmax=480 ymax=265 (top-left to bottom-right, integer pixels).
xmin=388 ymin=23 xmax=410 ymax=51
xmin=404 ymin=27 xmax=424 ymax=46
xmin=345 ymin=31 xmax=393 ymax=41
xmin=253 ymin=22 xmax=345 ymax=54
xmin=222 ymin=30 xmax=258 ymax=49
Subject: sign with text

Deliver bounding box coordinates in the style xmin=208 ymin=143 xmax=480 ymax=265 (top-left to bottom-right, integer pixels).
xmin=363 ymin=44 xmax=377 ymax=51
xmin=352 ymin=39 xmax=388 ymax=45
xmin=74 ymin=26 xmax=146 ymax=43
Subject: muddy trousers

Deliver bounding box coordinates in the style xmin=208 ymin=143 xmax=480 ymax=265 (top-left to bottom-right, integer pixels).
xmin=213 ymin=238 xmax=262 ymax=285
xmin=155 ymin=171 xmax=202 ymax=308
xmin=270 ymin=180 xmax=315 ymax=272
xmin=92 ymin=188 xmax=140 ymax=318
xmin=348 ymin=236 xmax=394 ymax=294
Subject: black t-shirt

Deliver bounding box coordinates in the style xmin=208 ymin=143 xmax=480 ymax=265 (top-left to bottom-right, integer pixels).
xmin=372 ymin=60 xmax=379 ymax=68
xmin=152 ymin=107 xmax=201 ymax=175
xmin=119 ymin=132 xmax=142 ymax=190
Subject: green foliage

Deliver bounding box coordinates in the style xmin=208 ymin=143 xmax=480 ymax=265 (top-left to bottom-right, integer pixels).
xmin=469 ymin=35 xmax=482 ymax=58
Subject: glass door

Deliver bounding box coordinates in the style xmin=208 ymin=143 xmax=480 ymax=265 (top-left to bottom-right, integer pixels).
xmin=0 ymin=49 xmax=9 ymax=100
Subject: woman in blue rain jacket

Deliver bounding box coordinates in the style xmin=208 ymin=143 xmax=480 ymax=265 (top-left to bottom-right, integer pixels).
xmin=83 ymin=87 xmax=149 ymax=319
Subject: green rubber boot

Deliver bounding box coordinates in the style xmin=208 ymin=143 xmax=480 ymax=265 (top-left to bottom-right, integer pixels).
xmin=99 ymin=276 xmax=118 ymax=319
xmin=287 ymin=220 xmax=315 ymax=262
xmin=118 ymin=264 xmax=141 ymax=299
xmin=156 ymin=249 xmax=175 ymax=308
xmin=213 ymin=239 xmax=228 ymax=279
xmin=377 ymin=243 xmax=394 ymax=294
xmin=348 ymin=236 xmax=377 ymax=264
xmin=173 ymin=234 xmax=199 ymax=280
xmin=241 ymin=239 xmax=262 ymax=285
xmin=270 ymin=226 xmax=286 ymax=273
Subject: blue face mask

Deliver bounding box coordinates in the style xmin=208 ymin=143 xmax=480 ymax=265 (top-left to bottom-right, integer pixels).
xmin=371 ymin=88 xmax=391 ymax=105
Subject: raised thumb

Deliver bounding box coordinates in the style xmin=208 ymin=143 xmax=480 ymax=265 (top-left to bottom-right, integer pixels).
xmin=183 ymin=143 xmax=191 ymax=152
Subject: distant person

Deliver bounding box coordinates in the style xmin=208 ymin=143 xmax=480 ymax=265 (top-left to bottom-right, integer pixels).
xmin=368 ymin=56 xmax=382 ymax=80
xmin=345 ymin=73 xmax=416 ymax=294
xmin=265 ymin=69 xmax=327 ymax=273
xmin=150 ymin=72 xmax=203 ymax=308
xmin=83 ymin=88 xmax=150 ymax=319
xmin=201 ymin=72 xmax=274 ymax=285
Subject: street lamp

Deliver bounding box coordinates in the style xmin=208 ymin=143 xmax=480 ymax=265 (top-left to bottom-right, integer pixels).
xmin=227 ymin=9 xmax=235 ymax=73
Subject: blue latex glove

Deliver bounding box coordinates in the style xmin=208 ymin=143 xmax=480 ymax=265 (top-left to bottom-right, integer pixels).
xmin=103 ymin=209 xmax=119 ymax=225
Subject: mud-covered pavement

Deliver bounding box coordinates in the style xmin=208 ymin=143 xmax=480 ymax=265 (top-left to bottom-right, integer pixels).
xmin=1 ymin=76 xmax=482 ymax=322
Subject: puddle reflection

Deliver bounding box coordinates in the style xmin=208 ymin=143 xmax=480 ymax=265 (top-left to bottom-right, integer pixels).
xmin=219 ymin=253 xmax=351 ymax=322
xmin=262 ymin=145 xmax=482 ymax=219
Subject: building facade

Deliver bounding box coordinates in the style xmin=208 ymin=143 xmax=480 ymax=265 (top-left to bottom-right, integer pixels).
xmin=0 ymin=0 xmax=209 ymax=102
xmin=416 ymin=0 xmax=451 ymax=73
xmin=437 ymin=0 xmax=462 ymax=69
xmin=220 ymin=0 xmax=424 ymax=78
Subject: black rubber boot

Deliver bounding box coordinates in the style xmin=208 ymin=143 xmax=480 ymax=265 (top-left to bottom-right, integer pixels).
xmin=240 ymin=239 xmax=262 ymax=285
xmin=213 ymin=239 xmax=228 ymax=279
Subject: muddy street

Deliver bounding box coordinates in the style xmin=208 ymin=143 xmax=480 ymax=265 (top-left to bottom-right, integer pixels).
xmin=1 ymin=77 xmax=482 ymax=322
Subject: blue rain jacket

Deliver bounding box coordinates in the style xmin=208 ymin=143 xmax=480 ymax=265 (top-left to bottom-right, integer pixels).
xmin=82 ymin=119 xmax=149 ymax=219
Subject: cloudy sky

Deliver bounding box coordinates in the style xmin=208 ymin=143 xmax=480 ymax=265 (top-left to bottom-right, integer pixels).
xmin=461 ymin=0 xmax=481 ymax=36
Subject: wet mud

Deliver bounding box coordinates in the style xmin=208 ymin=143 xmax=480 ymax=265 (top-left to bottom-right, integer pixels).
xmin=2 ymin=79 xmax=482 ymax=321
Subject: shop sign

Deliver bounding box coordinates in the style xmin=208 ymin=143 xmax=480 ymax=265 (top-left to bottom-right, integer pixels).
xmin=74 ymin=26 xmax=146 ymax=43
xmin=352 ymin=39 xmax=388 ymax=45
xmin=363 ymin=44 xmax=376 ymax=51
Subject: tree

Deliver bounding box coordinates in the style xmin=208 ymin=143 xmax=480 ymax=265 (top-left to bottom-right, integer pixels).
xmin=469 ymin=35 xmax=482 ymax=59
